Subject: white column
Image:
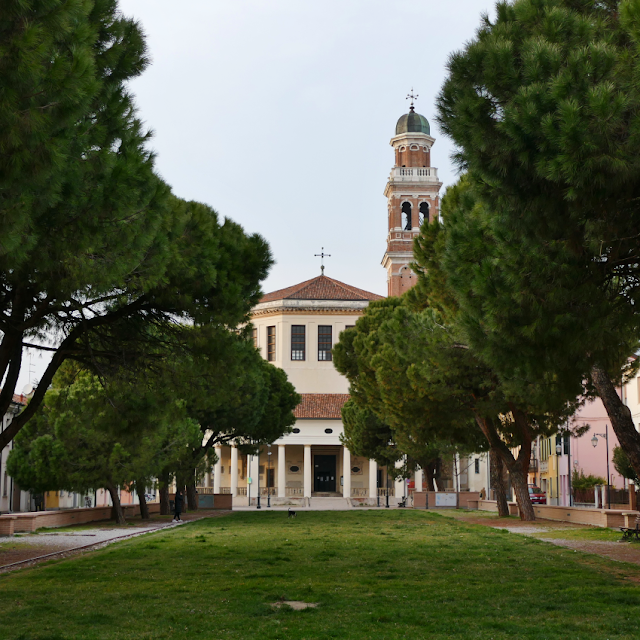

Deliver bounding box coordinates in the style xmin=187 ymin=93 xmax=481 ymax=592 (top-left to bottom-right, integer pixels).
xmin=214 ymin=446 xmax=222 ymax=494
xmin=230 ymin=445 xmax=238 ymax=497
xmin=250 ymin=453 xmax=260 ymax=499
xmin=278 ymin=445 xmax=286 ymax=498
xmin=415 ymin=469 xmax=423 ymax=493
xmin=343 ymin=447 xmax=351 ymax=498
xmin=304 ymin=445 xmax=312 ymax=498
xmin=595 ymin=485 xmax=600 ymax=509
xmin=395 ymin=458 xmax=404 ymax=498
xmin=369 ymin=459 xmax=378 ymax=499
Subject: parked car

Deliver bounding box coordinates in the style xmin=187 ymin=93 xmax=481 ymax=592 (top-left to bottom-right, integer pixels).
xmin=528 ymin=485 xmax=546 ymax=504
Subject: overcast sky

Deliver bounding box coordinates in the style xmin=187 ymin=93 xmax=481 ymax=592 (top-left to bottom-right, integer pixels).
xmin=118 ymin=0 xmax=496 ymax=296
xmin=19 ymin=0 xmax=497 ymax=391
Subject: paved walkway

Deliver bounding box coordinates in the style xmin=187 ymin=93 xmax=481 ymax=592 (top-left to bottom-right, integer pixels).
xmin=441 ymin=510 xmax=640 ymax=567
xmin=0 ymin=511 xmax=230 ymax=571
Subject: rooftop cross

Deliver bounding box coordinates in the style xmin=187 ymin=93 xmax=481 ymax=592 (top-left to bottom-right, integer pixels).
xmin=406 ymin=88 xmax=419 ymax=112
xmin=314 ymin=247 xmax=331 ymax=275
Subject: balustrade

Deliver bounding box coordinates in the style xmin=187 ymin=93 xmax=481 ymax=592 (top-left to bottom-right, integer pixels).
xmin=390 ymin=167 xmax=439 ymax=182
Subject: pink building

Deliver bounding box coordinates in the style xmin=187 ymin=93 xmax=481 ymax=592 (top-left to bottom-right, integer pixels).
xmin=534 ymin=396 xmax=625 ymax=507
xmin=568 ymin=397 xmax=624 ymax=490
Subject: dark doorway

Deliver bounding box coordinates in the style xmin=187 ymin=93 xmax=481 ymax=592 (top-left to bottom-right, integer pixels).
xmin=266 ymin=468 xmax=275 ymax=488
xmin=314 ymin=455 xmax=336 ymax=492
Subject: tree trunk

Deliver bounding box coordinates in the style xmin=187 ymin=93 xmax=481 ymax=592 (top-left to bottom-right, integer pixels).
xmin=508 ymin=463 xmax=535 ymax=521
xmin=424 ymin=459 xmax=437 ymax=491
xmin=136 ymin=482 xmax=150 ymax=520
xmin=591 ymin=363 xmax=640 ymax=481
xmin=159 ymin=471 xmax=170 ymax=516
xmin=106 ymin=482 xmax=126 ymax=525
xmin=475 ymin=413 xmax=536 ymax=521
xmin=186 ymin=477 xmax=198 ymax=511
xmin=490 ymin=447 xmax=509 ymax=517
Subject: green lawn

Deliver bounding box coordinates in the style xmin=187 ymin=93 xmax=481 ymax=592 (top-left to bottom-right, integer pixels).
xmin=1 ymin=510 xmax=640 ymax=639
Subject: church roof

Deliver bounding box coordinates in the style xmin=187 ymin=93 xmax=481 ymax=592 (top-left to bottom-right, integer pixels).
xmin=395 ymin=110 xmax=430 ymax=136
xmin=294 ymin=393 xmax=350 ymax=420
xmin=260 ymin=275 xmax=383 ymax=303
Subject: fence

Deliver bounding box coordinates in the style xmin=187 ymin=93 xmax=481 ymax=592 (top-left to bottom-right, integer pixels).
xmin=573 ymin=487 xmax=630 ymax=507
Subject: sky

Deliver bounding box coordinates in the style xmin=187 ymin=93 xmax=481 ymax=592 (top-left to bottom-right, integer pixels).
xmin=18 ymin=0 xmax=497 ymax=391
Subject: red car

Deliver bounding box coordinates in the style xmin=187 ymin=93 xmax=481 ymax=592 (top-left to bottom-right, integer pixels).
xmin=528 ymin=485 xmax=546 ymax=504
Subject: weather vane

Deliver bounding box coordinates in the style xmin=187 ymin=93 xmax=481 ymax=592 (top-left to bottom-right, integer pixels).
xmin=406 ymin=88 xmax=418 ymax=111
xmin=314 ymin=247 xmax=331 ymax=275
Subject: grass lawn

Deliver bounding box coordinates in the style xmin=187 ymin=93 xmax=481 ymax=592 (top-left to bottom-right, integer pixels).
xmin=1 ymin=510 xmax=640 ymax=639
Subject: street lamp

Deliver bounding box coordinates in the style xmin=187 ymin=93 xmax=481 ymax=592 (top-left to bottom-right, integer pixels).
xmin=267 ymin=444 xmax=272 ymax=508
xmin=591 ymin=424 xmax=610 ymax=509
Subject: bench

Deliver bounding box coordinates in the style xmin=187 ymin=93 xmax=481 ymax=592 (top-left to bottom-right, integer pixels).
xmin=620 ymin=513 xmax=640 ymax=540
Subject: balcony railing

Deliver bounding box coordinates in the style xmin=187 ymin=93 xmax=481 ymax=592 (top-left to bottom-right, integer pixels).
xmin=389 ymin=167 xmax=439 ymax=183
xmin=286 ymin=487 xmax=304 ymax=496
xmin=350 ymin=488 xmax=368 ymax=497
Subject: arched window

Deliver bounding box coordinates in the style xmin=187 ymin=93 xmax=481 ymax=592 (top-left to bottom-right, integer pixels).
xmin=402 ymin=202 xmax=412 ymax=230
xmin=419 ymin=202 xmax=429 ymax=226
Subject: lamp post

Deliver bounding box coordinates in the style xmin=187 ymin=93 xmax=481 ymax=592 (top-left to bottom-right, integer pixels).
xmin=555 ymin=442 xmax=562 ymax=506
xmin=256 ymin=446 xmax=261 ymax=509
xmin=267 ymin=444 xmax=272 ymax=508
xmin=591 ymin=425 xmax=610 ymax=509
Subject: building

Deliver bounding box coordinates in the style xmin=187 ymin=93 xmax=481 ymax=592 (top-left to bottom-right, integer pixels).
xmin=207 ymin=103 xmax=443 ymax=506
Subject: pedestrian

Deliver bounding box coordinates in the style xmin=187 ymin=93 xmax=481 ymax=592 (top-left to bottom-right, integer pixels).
xmin=173 ymin=489 xmax=184 ymax=522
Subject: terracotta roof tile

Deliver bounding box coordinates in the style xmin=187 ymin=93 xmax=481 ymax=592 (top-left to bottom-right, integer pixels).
xmin=294 ymin=393 xmax=350 ymax=420
xmin=12 ymin=394 xmax=27 ymax=406
xmin=261 ymin=275 xmax=384 ymax=303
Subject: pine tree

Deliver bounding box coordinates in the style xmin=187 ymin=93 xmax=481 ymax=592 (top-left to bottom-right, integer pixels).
xmin=436 ymin=0 xmax=640 ymax=480
xmin=7 ymin=366 xmax=201 ymax=524
xmin=0 ymin=2 xmax=273 ymax=448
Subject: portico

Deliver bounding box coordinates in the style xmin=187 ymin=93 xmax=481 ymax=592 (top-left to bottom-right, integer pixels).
xmin=211 ymin=438 xmax=387 ymax=505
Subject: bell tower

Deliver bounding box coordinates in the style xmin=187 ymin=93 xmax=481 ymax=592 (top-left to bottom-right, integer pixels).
xmin=381 ymin=92 xmax=442 ymax=297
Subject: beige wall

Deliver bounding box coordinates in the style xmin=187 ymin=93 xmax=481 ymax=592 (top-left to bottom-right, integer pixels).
xmin=251 ymin=311 xmax=361 ymax=394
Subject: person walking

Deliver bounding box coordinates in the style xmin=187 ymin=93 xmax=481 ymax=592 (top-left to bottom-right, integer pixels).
xmin=173 ymin=489 xmax=184 ymax=522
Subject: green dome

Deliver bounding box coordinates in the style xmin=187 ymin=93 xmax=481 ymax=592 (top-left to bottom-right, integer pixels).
xmin=395 ymin=109 xmax=430 ymax=135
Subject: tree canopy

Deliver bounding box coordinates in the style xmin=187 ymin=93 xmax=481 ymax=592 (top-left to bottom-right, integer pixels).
xmin=7 ymin=365 xmax=202 ymax=523
xmin=436 ymin=0 xmax=640 ymax=478
xmin=0 ymin=2 xmax=272 ymax=448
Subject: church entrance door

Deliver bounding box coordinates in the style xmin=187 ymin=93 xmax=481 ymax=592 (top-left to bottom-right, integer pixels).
xmin=314 ymin=455 xmax=336 ymax=492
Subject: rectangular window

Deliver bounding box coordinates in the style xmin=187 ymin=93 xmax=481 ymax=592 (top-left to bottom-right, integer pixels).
xmin=291 ymin=325 xmax=305 ymax=360
xmin=474 ymin=458 xmax=480 ymax=474
xmin=267 ymin=326 xmax=276 ymax=361
xmin=318 ymin=325 xmax=332 ymax=361
xmin=252 ymin=327 xmax=257 ymax=348
xmin=563 ymin=435 xmax=569 ymax=455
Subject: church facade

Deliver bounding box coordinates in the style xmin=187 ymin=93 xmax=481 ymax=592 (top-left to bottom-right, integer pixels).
xmin=208 ymin=104 xmax=448 ymax=506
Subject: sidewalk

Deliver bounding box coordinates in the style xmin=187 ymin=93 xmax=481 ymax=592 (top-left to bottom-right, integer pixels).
xmin=0 ymin=511 xmax=230 ymax=571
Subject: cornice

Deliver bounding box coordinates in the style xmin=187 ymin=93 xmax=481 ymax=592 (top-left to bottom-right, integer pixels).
xmin=390 ymin=132 xmax=435 ymax=147
xmin=251 ymin=307 xmax=366 ymax=319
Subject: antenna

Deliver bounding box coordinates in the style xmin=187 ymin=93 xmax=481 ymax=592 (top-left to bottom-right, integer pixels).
xmin=314 ymin=248 xmax=331 ymax=275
